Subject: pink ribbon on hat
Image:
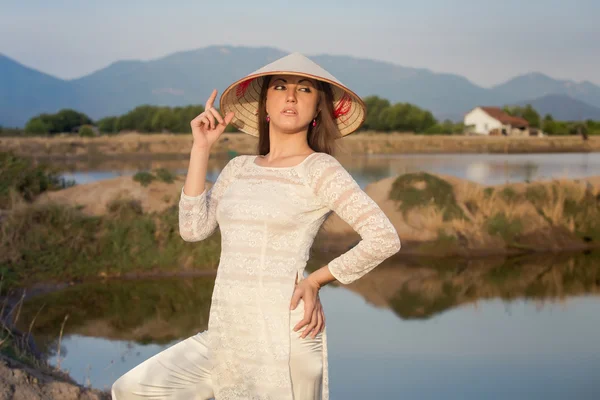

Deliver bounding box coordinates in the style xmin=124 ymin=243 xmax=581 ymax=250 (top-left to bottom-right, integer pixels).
xmin=333 ymin=93 xmax=352 ymax=121
xmin=236 ymin=78 xmax=255 ymax=98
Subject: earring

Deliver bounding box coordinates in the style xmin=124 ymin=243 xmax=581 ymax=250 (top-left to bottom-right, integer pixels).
xmin=266 ymin=115 xmax=270 ymax=122
xmin=312 ymin=119 xmax=317 ymax=127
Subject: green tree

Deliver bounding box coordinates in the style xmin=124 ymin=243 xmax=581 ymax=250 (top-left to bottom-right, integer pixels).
xmin=97 ymin=116 xmax=119 ymax=133
xmin=151 ymin=108 xmax=180 ymax=132
xmin=504 ymin=104 xmax=540 ymax=128
xmin=24 ymin=118 xmax=50 ymax=134
xmin=522 ymin=105 xmax=541 ymax=128
xmin=379 ymin=103 xmax=437 ymax=132
xmin=52 ymin=109 xmax=94 ymax=133
xmin=424 ymin=120 xmax=465 ymax=135
xmin=25 ymin=109 xmax=93 ymax=134
xmin=118 ymin=105 xmax=158 ymax=132
xmin=585 ymin=119 xmax=600 ymax=135
xmin=362 ymin=96 xmax=391 ymax=131
xmin=569 ymin=121 xmax=588 ymax=138
xmin=542 ymin=114 xmax=556 ymax=135
xmin=172 ymin=105 xmax=204 ymax=133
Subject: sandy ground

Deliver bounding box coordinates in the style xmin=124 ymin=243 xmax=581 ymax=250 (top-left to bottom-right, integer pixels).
xmin=35 ymin=175 xmax=189 ymax=216
xmin=0 ymin=355 xmax=109 ymax=400
xmin=34 ymin=169 xmax=600 ymax=248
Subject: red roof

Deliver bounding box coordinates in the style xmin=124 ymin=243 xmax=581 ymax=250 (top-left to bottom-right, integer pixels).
xmin=480 ymin=107 xmax=529 ymax=128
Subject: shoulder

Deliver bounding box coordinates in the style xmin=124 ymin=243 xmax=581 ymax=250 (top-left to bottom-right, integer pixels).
xmin=304 ymin=152 xmax=343 ymax=173
xmin=216 ymin=155 xmax=252 ymax=182
xmin=303 ymin=152 xmax=353 ymax=188
xmin=223 ymin=154 xmax=252 ymax=172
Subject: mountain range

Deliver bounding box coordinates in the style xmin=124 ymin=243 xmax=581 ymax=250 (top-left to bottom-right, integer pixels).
xmin=2 ymin=45 xmax=600 ymax=128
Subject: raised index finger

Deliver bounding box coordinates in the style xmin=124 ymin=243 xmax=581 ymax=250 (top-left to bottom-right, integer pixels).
xmin=205 ymin=89 xmax=217 ymax=109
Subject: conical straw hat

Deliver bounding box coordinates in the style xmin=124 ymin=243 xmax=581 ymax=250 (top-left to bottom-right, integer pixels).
xmin=219 ymin=52 xmax=366 ymax=137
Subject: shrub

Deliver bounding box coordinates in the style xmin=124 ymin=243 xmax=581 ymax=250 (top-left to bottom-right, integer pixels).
xmin=154 ymin=168 xmax=175 ymax=184
xmin=78 ymin=124 xmax=95 ymax=137
xmin=390 ymin=172 xmax=466 ymax=221
xmin=133 ymin=171 xmax=156 ymax=187
xmin=0 ymin=152 xmax=74 ymax=209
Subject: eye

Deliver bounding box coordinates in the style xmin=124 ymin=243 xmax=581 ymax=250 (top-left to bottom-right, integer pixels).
xmin=299 ymin=87 xmax=312 ymax=93
xmin=273 ymin=85 xmax=285 ymax=90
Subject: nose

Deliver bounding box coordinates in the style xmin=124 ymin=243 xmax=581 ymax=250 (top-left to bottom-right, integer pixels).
xmin=286 ymin=87 xmax=297 ymax=103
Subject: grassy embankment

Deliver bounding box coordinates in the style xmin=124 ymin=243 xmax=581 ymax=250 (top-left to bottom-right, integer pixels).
xmin=1 ymin=150 xmax=600 ymax=294
xmin=1 ymin=132 xmax=600 ymax=158
xmin=385 ymin=171 xmax=600 ymax=256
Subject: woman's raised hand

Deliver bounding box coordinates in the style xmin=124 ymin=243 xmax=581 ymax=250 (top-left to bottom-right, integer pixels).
xmin=190 ymin=89 xmax=235 ymax=149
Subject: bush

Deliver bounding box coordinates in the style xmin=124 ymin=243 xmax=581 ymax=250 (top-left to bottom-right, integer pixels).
xmin=0 ymin=202 xmax=222 ymax=292
xmin=0 ymin=152 xmax=75 ymax=209
xmin=78 ymin=124 xmax=95 ymax=137
xmin=390 ymin=172 xmax=466 ymax=221
xmin=106 ymin=198 xmax=144 ymax=218
xmin=154 ymin=168 xmax=176 ymax=184
xmin=486 ymin=212 xmax=523 ymax=244
xmin=133 ymin=171 xmax=156 ymax=187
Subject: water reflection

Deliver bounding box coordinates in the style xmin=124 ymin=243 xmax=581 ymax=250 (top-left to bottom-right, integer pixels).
xmin=52 ymin=152 xmax=600 ymax=188
xmin=14 ymin=251 xmax=600 ymax=397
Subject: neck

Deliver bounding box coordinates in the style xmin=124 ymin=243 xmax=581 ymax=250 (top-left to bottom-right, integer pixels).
xmin=265 ymin=126 xmax=312 ymax=158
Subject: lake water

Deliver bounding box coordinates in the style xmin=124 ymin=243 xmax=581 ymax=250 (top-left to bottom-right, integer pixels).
xmin=58 ymin=152 xmax=600 ymax=188
xmin=18 ymin=152 xmax=600 ymax=398
xmin=16 ymin=252 xmax=600 ymax=399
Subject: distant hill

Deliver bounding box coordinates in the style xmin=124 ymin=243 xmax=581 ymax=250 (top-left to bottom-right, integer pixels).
xmin=0 ymin=54 xmax=80 ymax=127
xmin=2 ymin=46 xmax=600 ymax=127
xmin=491 ymin=72 xmax=600 ymax=109
xmin=515 ymin=94 xmax=600 ymax=121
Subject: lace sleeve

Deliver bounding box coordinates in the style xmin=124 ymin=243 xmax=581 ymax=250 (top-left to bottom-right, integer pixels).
xmin=307 ymin=154 xmax=401 ymax=284
xmin=178 ymin=155 xmax=244 ymax=242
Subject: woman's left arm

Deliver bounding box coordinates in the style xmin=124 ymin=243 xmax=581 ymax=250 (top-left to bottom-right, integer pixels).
xmin=290 ymin=154 xmax=401 ymax=338
xmin=307 ymin=154 xmax=401 ymax=285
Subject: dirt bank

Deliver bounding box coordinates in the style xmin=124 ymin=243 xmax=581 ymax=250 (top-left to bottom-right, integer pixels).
xmin=35 ymin=175 xmax=186 ymax=216
xmin=319 ymin=171 xmax=600 ymax=257
xmin=31 ymin=168 xmax=600 ymax=258
xmin=1 ymin=132 xmax=599 ymax=158
xmin=0 ymin=355 xmax=109 ymax=400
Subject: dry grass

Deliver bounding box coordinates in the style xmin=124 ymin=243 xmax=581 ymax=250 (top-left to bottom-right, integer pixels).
xmin=2 ymin=132 xmax=600 ymax=158
xmin=381 ymin=171 xmax=600 ymax=254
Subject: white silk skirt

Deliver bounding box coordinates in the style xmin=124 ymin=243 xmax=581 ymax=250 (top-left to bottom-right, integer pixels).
xmin=111 ymin=301 xmax=323 ymax=400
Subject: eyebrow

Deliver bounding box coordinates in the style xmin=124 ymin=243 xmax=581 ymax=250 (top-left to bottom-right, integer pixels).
xmin=272 ymin=78 xmax=315 ymax=86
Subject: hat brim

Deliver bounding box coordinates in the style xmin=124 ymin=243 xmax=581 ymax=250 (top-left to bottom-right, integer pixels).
xmin=219 ymin=71 xmax=366 ymax=138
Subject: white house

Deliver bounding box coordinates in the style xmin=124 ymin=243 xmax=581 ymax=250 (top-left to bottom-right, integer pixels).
xmin=464 ymin=106 xmax=530 ymax=136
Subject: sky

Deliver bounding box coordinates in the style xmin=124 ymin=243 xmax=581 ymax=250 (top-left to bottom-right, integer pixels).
xmin=1 ymin=0 xmax=599 ymax=87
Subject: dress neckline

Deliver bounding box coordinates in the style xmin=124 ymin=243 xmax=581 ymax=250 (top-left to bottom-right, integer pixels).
xmin=252 ymin=152 xmax=320 ymax=170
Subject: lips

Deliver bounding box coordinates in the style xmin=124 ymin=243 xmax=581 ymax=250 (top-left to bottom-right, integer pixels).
xmin=281 ymin=108 xmax=297 ymax=115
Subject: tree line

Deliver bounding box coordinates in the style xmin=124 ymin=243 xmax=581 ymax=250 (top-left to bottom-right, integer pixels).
xmin=502 ymin=104 xmax=600 ymax=136
xmin=3 ymin=98 xmax=599 ymax=137
xmin=18 ymin=105 xmax=234 ymax=136
xmin=12 ymin=98 xmax=462 ymax=136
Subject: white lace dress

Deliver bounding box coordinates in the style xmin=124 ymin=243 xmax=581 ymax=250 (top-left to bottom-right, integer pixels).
xmin=178 ymin=152 xmax=401 ymax=400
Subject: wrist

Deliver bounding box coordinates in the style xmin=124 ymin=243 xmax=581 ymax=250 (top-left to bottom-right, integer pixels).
xmin=191 ymin=142 xmax=211 ymax=154
xmin=306 ymin=275 xmax=321 ymax=290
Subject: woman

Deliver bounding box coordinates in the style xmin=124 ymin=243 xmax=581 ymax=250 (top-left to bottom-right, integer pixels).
xmin=111 ymin=52 xmax=401 ymax=400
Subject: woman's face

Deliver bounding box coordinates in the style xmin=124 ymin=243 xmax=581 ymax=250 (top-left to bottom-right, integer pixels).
xmin=265 ymin=74 xmax=319 ymax=134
